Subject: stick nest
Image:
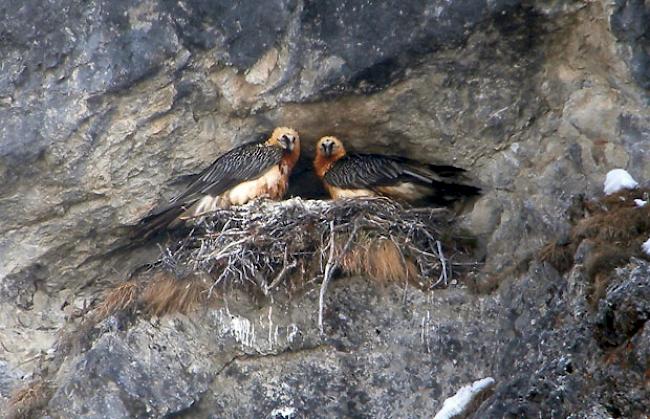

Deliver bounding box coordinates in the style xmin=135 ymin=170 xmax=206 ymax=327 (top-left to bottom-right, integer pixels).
xmin=156 ymin=197 xmax=478 ymax=296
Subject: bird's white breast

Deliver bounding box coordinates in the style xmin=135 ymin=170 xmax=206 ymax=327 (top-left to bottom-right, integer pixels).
xmin=376 ymin=182 xmax=431 ymax=201
xmin=225 ymin=166 xmax=286 ymax=205
xmin=184 ymin=166 xmax=287 ymax=220
xmin=328 ymin=186 xmax=377 ymax=199
xmin=179 ymin=166 xmax=288 ymax=220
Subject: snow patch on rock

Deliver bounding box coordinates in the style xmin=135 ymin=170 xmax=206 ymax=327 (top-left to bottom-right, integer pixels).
xmin=434 ymin=377 xmax=496 ymax=419
xmin=604 ymin=169 xmax=639 ymax=195
xmin=642 ymin=237 xmax=650 ymax=257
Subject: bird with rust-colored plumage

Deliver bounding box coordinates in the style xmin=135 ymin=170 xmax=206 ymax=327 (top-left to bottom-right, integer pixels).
xmin=313 ymin=136 xmax=480 ymax=205
xmin=138 ymin=127 xmax=300 ymax=236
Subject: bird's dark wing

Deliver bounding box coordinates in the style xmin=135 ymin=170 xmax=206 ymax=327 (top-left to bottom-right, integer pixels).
xmin=375 ymin=155 xmax=468 ymax=182
xmin=323 ymin=153 xmax=480 ymax=191
xmin=323 ymin=154 xmax=411 ymax=189
xmin=169 ymin=142 xmax=284 ymax=206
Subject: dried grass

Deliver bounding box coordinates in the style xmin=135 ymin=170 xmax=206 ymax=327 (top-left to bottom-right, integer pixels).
xmin=6 ymin=379 xmax=49 ymax=419
xmin=539 ymin=187 xmax=650 ymax=304
xmin=88 ymin=272 xmax=216 ymax=323
xmin=589 ymin=272 xmax=612 ymax=308
xmin=584 ymin=245 xmax=634 ymax=279
xmin=94 ymin=280 xmax=139 ymax=320
xmin=467 ymin=252 xmax=534 ymax=294
xmin=539 ymin=241 xmax=576 ymax=273
xmin=342 ymin=238 xmax=419 ymax=284
xmin=587 ymin=188 xmax=650 ymax=213
xmin=574 ymin=206 xmax=650 ymax=242
xmin=141 ymin=273 xmax=211 ymax=317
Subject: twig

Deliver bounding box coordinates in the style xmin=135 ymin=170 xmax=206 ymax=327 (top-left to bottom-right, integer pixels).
xmin=318 ymin=221 xmax=337 ymax=336
xmin=155 ymin=197 xmax=472 ymax=307
xmin=265 ymin=249 xmax=297 ymax=294
xmin=318 ymin=220 xmax=361 ymax=336
xmin=432 ymin=240 xmax=448 ymax=287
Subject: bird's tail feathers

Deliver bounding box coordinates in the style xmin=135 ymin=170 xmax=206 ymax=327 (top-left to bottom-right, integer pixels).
xmin=426 ymin=164 xmax=467 ymax=177
xmin=132 ymin=205 xmax=186 ymax=240
xmin=428 ymin=179 xmax=482 ymax=205
xmin=404 ymin=163 xmax=472 ymax=185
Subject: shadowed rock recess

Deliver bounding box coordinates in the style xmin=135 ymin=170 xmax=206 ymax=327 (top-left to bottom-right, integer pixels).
xmin=1 ymin=0 xmax=649 ymax=417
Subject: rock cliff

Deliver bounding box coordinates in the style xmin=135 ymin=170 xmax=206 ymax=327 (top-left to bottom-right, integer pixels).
xmin=1 ymin=0 xmax=649 ymax=417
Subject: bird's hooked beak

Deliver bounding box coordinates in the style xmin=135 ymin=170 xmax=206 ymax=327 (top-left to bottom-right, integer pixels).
xmin=279 ymin=134 xmax=296 ymax=151
xmin=321 ymin=140 xmax=334 ymax=157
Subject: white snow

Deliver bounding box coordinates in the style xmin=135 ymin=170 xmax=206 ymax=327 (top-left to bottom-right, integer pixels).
xmin=603 ymin=169 xmax=639 ymax=195
xmin=270 ymin=406 xmax=296 ymax=418
xmin=642 ymin=237 xmax=650 ymax=257
xmin=433 ymin=377 xmax=496 ymax=419
xmin=634 ymin=199 xmax=647 ymax=207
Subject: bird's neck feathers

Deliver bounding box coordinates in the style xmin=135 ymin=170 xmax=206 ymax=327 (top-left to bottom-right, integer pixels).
xmin=313 ymin=148 xmax=345 ymax=179
xmin=265 ymin=137 xmax=280 ymax=147
xmin=282 ymin=141 xmax=300 ymax=169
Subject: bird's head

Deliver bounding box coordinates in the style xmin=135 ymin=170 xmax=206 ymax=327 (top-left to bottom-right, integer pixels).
xmin=316 ymin=136 xmax=346 ymax=160
xmin=269 ymin=127 xmax=300 ymax=152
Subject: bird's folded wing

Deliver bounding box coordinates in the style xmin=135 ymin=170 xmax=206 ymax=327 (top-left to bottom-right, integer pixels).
xmin=168 ymin=143 xmax=284 ymax=206
xmin=323 ymin=154 xmax=410 ymax=188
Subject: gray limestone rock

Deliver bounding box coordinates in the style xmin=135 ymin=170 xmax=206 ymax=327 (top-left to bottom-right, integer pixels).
xmin=1 ymin=0 xmax=649 ymax=417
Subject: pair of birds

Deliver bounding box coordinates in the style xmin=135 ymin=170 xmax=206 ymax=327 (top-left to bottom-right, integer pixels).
xmin=139 ymin=127 xmax=480 ymax=235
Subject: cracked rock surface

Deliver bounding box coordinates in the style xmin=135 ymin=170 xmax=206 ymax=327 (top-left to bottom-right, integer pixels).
xmin=34 ymin=260 xmax=650 ymax=418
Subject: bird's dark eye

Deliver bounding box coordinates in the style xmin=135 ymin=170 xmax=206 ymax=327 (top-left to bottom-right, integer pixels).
xmin=281 ymin=134 xmax=290 ymax=143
